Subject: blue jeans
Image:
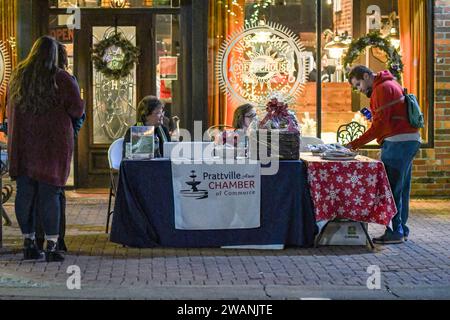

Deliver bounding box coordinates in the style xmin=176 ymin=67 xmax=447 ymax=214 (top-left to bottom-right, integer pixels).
xmin=381 ymin=141 xmax=420 ymax=237
xmin=15 ymin=176 xmax=62 ymax=236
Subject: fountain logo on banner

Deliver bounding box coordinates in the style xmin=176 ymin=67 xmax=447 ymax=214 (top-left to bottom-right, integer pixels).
xmin=171 ymin=161 xmax=261 ymax=230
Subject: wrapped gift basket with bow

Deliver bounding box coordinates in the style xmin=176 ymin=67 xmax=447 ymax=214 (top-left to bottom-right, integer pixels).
xmin=249 ymin=96 xmax=301 ymax=160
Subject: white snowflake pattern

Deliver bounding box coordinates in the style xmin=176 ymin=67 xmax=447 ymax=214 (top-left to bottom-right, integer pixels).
xmin=315 ymin=191 xmax=322 ymax=202
xmin=337 ymin=207 xmax=345 ymax=215
xmin=359 ymin=187 xmax=367 ymax=195
xmin=356 ymin=162 xmax=364 ymax=169
xmin=322 ymin=203 xmax=329 ymax=213
xmin=365 ymin=174 xmax=378 ymax=187
xmin=343 ymin=188 xmax=352 ymax=197
xmin=387 ymin=205 xmax=397 ymax=215
xmin=368 ymin=162 xmax=378 ymax=170
xmin=360 ymin=208 xmax=369 ymax=216
xmin=345 ymin=200 xmax=351 ymax=207
xmin=346 ymin=171 xmax=363 ymax=188
xmin=369 ymin=193 xmax=385 ymax=207
xmin=342 ymin=162 xmax=351 ymax=168
xmin=331 ymin=165 xmax=339 ymax=173
xmin=325 ymin=184 xmax=341 ymax=205
xmin=319 ymin=169 xmax=329 ymax=182
xmin=316 ymin=184 xmax=322 ymax=191
xmin=353 ymin=196 xmax=363 ymax=206
xmin=384 ymin=186 xmax=393 ymax=203
xmin=308 ymin=172 xmax=317 ymax=184
xmin=350 ymin=209 xmax=357 ymax=217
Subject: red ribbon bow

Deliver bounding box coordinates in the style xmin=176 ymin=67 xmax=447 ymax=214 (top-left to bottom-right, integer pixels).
xmin=266 ymin=98 xmax=289 ymax=119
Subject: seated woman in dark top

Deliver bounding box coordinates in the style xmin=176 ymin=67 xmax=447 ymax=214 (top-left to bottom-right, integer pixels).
xmin=123 ymin=95 xmax=171 ymax=158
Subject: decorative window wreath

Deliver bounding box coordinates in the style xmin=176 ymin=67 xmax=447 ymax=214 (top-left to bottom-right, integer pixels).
xmin=343 ymin=31 xmax=403 ymax=82
xmin=91 ymin=33 xmax=140 ymax=80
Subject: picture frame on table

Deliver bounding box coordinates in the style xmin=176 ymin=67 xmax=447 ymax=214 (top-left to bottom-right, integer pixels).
xmin=130 ymin=126 xmax=155 ymax=159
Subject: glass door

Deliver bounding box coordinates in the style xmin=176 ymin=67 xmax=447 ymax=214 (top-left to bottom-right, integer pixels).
xmin=74 ymin=9 xmax=182 ymax=188
xmin=74 ymin=10 xmax=154 ymax=187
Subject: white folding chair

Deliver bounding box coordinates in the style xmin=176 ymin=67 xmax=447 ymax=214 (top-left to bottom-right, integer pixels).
xmin=300 ymin=136 xmax=324 ymax=152
xmin=336 ymin=121 xmax=367 ymax=145
xmin=106 ymin=137 xmax=124 ymax=233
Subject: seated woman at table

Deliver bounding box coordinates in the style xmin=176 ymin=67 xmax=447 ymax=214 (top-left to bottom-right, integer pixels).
xmin=123 ymin=95 xmax=171 ymax=158
xmin=232 ymin=103 xmax=257 ymax=133
xmin=216 ymin=104 xmax=257 ymax=154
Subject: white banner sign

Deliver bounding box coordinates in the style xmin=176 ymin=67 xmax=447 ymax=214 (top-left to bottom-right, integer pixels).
xmin=171 ymin=161 xmax=261 ymax=230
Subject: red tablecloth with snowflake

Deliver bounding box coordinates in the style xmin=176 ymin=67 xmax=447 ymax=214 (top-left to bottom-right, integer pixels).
xmin=301 ymin=154 xmax=397 ymax=225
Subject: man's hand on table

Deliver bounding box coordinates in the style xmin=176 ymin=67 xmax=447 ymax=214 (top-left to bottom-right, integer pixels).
xmin=344 ymin=143 xmax=357 ymax=153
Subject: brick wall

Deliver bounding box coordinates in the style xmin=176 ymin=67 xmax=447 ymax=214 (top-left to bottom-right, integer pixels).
xmin=362 ymin=0 xmax=450 ymax=197
xmin=292 ymin=83 xmax=354 ymax=133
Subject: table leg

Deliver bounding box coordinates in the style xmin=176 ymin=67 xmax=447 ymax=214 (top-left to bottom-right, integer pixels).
xmin=314 ymin=220 xmax=331 ymax=248
xmin=360 ymin=222 xmax=375 ymax=249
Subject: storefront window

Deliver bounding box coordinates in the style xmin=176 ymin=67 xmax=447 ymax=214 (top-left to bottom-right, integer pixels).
xmin=209 ymin=0 xmax=431 ymax=146
xmin=208 ymin=0 xmax=318 ymax=130
xmin=49 ymin=14 xmax=74 ymax=74
xmin=49 ymin=0 xmax=179 ymax=8
xmin=155 ymin=14 xmax=181 ymax=125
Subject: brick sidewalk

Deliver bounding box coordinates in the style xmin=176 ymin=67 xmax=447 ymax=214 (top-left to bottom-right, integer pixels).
xmin=0 ymin=194 xmax=449 ymax=299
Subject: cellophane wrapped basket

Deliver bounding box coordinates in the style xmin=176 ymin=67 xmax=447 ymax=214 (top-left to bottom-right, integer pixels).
xmin=249 ymin=97 xmax=301 ymax=160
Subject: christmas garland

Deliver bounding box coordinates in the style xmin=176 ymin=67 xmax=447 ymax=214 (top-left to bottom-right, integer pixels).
xmin=91 ymin=33 xmax=140 ymax=80
xmin=343 ymin=31 xmax=403 ymax=82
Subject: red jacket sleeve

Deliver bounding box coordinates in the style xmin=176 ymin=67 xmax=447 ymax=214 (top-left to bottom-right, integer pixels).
xmin=348 ymin=83 xmax=400 ymax=149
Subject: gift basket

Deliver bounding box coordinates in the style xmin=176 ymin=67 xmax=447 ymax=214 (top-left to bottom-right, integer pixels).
xmin=249 ymin=96 xmax=301 ymax=160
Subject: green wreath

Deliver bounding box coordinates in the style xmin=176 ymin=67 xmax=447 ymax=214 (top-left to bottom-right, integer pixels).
xmin=91 ymin=33 xmax=140 ymax=80
xmin=343 ymin=31 xmax=403 ymax=82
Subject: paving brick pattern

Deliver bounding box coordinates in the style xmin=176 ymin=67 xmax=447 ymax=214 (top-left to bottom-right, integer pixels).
xmin=0 ymin=196 xmax=449 ymax=291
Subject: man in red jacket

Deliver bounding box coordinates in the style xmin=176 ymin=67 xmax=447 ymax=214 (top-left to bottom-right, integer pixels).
xmin=346 ymin=65 xmax=421 ymax=244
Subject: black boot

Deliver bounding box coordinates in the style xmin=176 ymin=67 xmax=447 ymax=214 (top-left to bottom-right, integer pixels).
xmin=23 ymin=238 xmax=42 ymax=260
xmin=45 ymin=240 xmax=65 ymax=262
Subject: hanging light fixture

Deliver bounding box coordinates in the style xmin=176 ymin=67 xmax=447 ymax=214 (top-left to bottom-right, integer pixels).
xmin=385 ymin=9 xmax=400 ymax=50
xmin=324 ymin=35 xmax=349 ymax=59
xmin=388 ymin=26 xmax=400 ymax=50
xmin=324 ymin=32 xmax=350 ymax=82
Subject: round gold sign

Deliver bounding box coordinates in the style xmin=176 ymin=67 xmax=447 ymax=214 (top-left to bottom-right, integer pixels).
xmin=217 ymin=22 xmax=309 ymax=106
xmin=0 ymin=41 xmax=12 ymax=96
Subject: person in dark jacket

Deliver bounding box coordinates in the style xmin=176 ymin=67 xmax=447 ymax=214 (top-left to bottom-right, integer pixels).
xmin=57 ymin=42 xmax=86 ymax=138
xmin=35 ymin=41 xmax=84 ymax=252
xmin=123 ymin=95 xmax=171 ymax=159
xmin=7 ymin=36 xmax=84 ymax=262
xmin=346 ymin=65 xmax=421 ymax=245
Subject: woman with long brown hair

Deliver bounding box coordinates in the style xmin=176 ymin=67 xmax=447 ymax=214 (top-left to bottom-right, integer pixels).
xmin=7 ymin=36 xmax=84 ymax=262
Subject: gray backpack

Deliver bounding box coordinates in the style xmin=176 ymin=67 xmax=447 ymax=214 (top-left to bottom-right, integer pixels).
xmin=403 ymin=89 xmax=425 ymax=129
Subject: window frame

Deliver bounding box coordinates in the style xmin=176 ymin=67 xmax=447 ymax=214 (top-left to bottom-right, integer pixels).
xmin=316 ymin=0 xmax=435 ymax=149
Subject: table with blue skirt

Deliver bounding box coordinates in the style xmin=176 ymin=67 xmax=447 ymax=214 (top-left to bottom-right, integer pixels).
xmin=110 ymin=160 xmax=317 ymax=248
